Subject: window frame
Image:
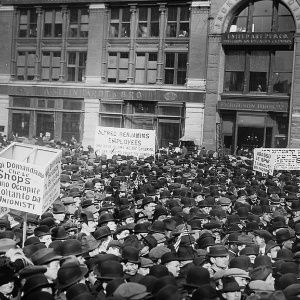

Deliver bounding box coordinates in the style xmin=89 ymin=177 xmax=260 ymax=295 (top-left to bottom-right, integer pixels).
xmin=68 ymin=7 xmax=89 ymax=38
xmin=107 ymin=51 xmax=129 ymax=83
xmin=137 ymin=6 xmax=159 ymax=38
xmin=43 ymin=8 xmax=63 ymax=38
xmin=16 ymin=50 xmax=36 ymax=81
xmin=41 ymin=51 xmax=61 ymax=82
xmin=164 ymin=52 xmax=188 ymax=85
xmin=135 ymin=52 xmax=158 ymax=84
xmin=66 ymin=51 xmax=87 ymax=82
xmin=166 ymin=5 xmax=190 ymax=38
xmin=109 ymin=7 xmax=131 ymax=38
xmin=18 ymin=8 xmax=37 ymax=38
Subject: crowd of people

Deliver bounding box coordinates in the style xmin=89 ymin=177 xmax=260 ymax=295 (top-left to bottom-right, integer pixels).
xmin=0 ymin=140 xmax=300 ymax=300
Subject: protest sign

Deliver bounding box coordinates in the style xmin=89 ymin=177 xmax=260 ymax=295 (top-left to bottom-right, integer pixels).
xmin=253 ymin=148 xmax=275 ymax=175
xmin=272 ymin=148 xmax=300 ymax=171
xmin=94 ymin=126 xmax=155 ymax=158
xmin=0 ymin=143 xmax=61 ymax=215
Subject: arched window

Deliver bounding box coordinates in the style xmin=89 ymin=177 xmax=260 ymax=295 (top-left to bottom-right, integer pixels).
xmin=224 ymin=0 xmax=295 ymax=94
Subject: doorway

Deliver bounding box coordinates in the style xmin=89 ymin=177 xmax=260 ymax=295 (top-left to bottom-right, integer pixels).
xmin=237 ymin=127 xmax=264 ymax=151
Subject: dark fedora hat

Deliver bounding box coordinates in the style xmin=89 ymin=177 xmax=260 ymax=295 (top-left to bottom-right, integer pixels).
xmin=221 ymin=277 xmax=240 ymax=293
xmin=98 ymin=213 xmax=116 ymax=226
xmin=93 ymin=226 xmax=112 ymax=240
xmin=51 ymin=226 xmax=69 ymax=240
xmin=31 ymin=248 xmax=62 ymax=265
xmin=56 ymin=261 xmax=88 ymax=291
xmin=207 ymin=245 xmax=229 ymax=257
xmin=122 ymin=246 xmax=140 ymax=264
xmin=276 ymin=229 xmax=294 ymax=244
xmin=149 ymin=221 xmax=166 ymax=234
xmin=177 ymin=246 xmax=196 ymax=261
xmin=134 ymin=222 xmax=150 ymax=234
xmin=94 ymin=260 xmax=124 ymax=280
xmin=253 ymin=230 xmax=273 ymax=243
xmin=19 ymin=265 xmax=47 ymax=280
xmin=183 ymin=267 xmax=210 ymax=289
xmin=161 ymin=252 xmax=179 ymax=265
xmin=118 ymin=209 xmax=133 ymax=221
xmin=66 ymin=283 xmax=89 ymax=300
xmin=34 ymin=225 xmax=51 ymax=237
xmin=60 ymin=239 xmax=85 ymax=257
xmin=23 ymin=273 xmax=52 ymax=297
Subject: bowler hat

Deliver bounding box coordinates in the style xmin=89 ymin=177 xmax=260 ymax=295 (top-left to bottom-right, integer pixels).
xmin=56 ymin=261 xmax=88 ymax=291
xmin=98 ymin=213 xmax=116 ymax=226
xmin=93 ymin=226 xmax=111 ymax=240
xmin=161 ymin=252 xmax=179 ymax=265
xmin=60 ymin=239 xmax=85 ymax=257
xmin=66 ymin=283 xmax=89 ymax=300
xmin=253 ymin=230 xmax=273 ymax=243
xmin=221 ymin=277 xmax=240 ymax=293
xmin=122 ymin=246 xmax=140 ymax=264
xmin=23 ymin=273 xmax=52 ymax=297
xmin=208 ymin=245 xmax=229 ymax=257
xmin=51 ymin=226 xmax=69 ymax=240
xmin=276 ymin=228 xmax=294 ymax=244
xmin=94 ymin=260 xmax=124 ymax=280
xmin=34 ymin=225 xmax=51 ymax=237
xmin=183 ymin=267 xmax=210 ymax=289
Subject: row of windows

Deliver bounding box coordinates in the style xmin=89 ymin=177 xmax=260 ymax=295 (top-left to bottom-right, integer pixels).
xmin=19 ymin=8 xmax=88 ymax=38
xmin=18 ymin=5 xmax=189 ymax=39
xmin=107 ymin=52 xmax=187 ymax=85
xmin=16 ymin=50 xmax=187 ymax=85
xmin=110 ymin=6 xmax=189 ymax=38
xmin=16 ymin=51 xmax=86 ymax=82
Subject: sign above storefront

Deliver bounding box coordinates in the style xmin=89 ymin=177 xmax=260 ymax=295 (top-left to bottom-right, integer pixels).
xmin=0 ymin=84 xmax=204 ymax=103
xmin=222 ymin=32 xmax=294 ymax=46
xmin=218 ymin=100 xmax=289 ymax=112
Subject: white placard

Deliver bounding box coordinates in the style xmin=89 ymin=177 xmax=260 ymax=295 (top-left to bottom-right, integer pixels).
xmin=0 ymin=143 xmax=61 ymax=215
xmin=253 ymin=148 xmax=275 ymax=175
xmin=94 ymin=126 xmax=156 ymax=158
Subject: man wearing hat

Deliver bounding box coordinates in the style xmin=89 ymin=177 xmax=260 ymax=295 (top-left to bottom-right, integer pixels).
xmin=276 ymin=228 xmax=295 ymax=251
xmin=52 ymin=200 xmax=67 ymax=225
xmin=161 ymin=252 xmax=181 ymax=278
xmin=141 ymin=197 xmax=157 ymax=221
xmin=34 ymin=225 xmax=52 ymax=247
xmin=208 ymin=245 xmax=230 ymax=275
xmin=253 ymin=230 xmax=273 ymax=255
xmin=221 ymin=277 xmax=241 ymax=300
xmin=121 ymin=246 xmax=142 ymax=281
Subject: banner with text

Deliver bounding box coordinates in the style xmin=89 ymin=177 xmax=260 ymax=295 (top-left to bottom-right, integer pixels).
xmin=254 ymin=148 xmax=300 ymax=174
xmin=0 ymin=143 xmax=61 ymax=215
xmin=94 ymin=126 xmax=156 ymax=158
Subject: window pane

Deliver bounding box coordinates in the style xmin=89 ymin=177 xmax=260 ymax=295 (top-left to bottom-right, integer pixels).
xmin=147 ymin=69 xmax=156 ymax=84
xmin=48 ymin=100 xmax=55 ymax=108
xmin=45 ymin=10 xmax=52 ymax=23
xmin=55 ymin=24 xmax=62 ymax=37
xmin=168 ymin=7 xmax=177 ymax=21
xmin=138 ymin=23 xmax=148 ymax=37
xmin=67 ymin=67 xmax=75 ymax=81
xmin=78 ymin=67 xmax=85 ymax=82
xmin=178 ymin=53 xmax=187 ymax=69
xmin=122 ymin=8 xmax=130 ymax=22
xmin=101 ymin=103 xmax=122 ymax=113
xmin=42 ymin=68 xmax=50 ymax=80
xmin=55 ymin=11 xmax=62 ymax=23
xmin=159 ymin=106 xmax=181 ymax=116
xmin=252 ymin=0 xmax=273 ymax=32
xmin=108 ymin=53 xmax=117 ymax=67
xmin=12 ymin=113 xmax=30 ymax=137
xmin=110 ymin=24 xmax=119 ymax=37
xmin=62 ymin=113 xmax=81 ymax=141
xmin=150 ymin=23 xmax=159 ymax=37
xmin=250 ymin=72 xmax=267 ymax=92
xmin=13 ymin=98 xmax=31 ymax=107
xmin=250 ymin=51 xmax=269 ymax=72
xmin=119 ymin=53 xmax=129 ymax=68
xmin=119 ymin=69 xmax=128 ymax=81
xmin=101 ymin=116 xmax=122 ymax=127
xmin=63 ymin=100 xmax=82 ymax=110
xmin=111 ymin=8 xmax=119 ymax=20
xmin=225 ymin=50 xmax=246 ymax=71
xmin=151 ymin=8 xmax=159 ymax=21
xmin=179 ymin=24 xmax=189 ymax=37
xmin=166 ymin=53 xmax=175 ymax=67
xmin=121 ymin=23 xmax=130 ymax=37
xmin=229 ymin=7 xmax=249 ymax=32
xmin=68 ymin=52 xmax=76 ymax=65
xmin=167 ymin=24 xmax=177 ymax=37
xmin=44 ymin=24 xmax=52 ymax=37
xmin=165 ymin=69 xmax=174 ymax=84
xmin=273 ymin=73 xmax=292 ymax=93
xmin=79 ymin=52 xmax=86 ymax=66
xmin=80 ymin=25 xmax=89 ymax=37
xmin=38 ymin=99 xmax=46 ymax=108
xmin=17 ymin=52 xmax=25 ymax=66
xmin=274 ymin=51 xmax=293 ymax=72
xmin=224 ymin=71 xmax=244 ymax=92
xmin=180 ymin=6 xmax=189 ymax=21
xmin=81 ymin=9 xmax=89 ymax=23
xmin=52 ymin=68 xmax=60 ymax=81
xmin=28 ymin=52 xmax=36 ymax=66
xmin=53 ymin=52 xmax=61 ymax=67
xmin=70 ymin=9 xmax=78 ymax=23
xmin=139 ymin=7 xmax=147 ymax=21
xmin=177 ymin=70 xmax=186 ymax=85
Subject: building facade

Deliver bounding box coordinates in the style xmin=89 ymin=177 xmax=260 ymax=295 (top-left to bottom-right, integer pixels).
xmin=0 ymin=0 xmax=209 ymax=149
xmin=1 ymin=0 xmax=299 ymax=152
xmin=204 ymin=0 xmax=300 ymax=153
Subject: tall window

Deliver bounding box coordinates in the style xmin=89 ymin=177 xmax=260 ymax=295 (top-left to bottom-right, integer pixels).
xmin=164 ymin=52 xmax=187 ymax=85
xmin=224 ymin=0 xmax=295 ymax=94
xmin=69 ymin=8 xmax=89 ymax=38
xmin=67 ymin=51 xmax=87 ymax=82
xmin=110 ymin=7 xmax=131 ymax=38
xmin=41 ymin=51 xmax=61 ymax=81
xmin=135 ymin=53 xmax=157 ymax=84
xmin=107 ymin=52 xmax=129 ymax=83
xmin=44 ymin=9 xmax=62 ymax=37
xmin=166 ymin=6 xmax=189 ymax=37
xmin=16 ymin=51 xmax=35 ymax=80
xmin=137 ymin=7 xmax=159 ymax=38
xmin=18 ymin=9 xmax=37 ymax=37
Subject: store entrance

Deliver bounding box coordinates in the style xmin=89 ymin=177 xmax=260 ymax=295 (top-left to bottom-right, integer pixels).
xmin=237 ymin=127 xmax=264 ymax=151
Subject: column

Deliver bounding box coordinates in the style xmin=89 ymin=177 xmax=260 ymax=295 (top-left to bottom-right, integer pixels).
xmin=82 ymin=99 xmax=100 ymax=147
xmin=156 ymin=3 xmax=166 ymax=85
xmin=185 ymin=102 xmax=205 ymax=146
xmin=0 ymin=5 xmax=14 ymax=83
xmin=34 ymin=6 xmax=42 ymax=81
xmin=202 ymin=34 xmax=222 ymax=150
xmin=86 ymin=3 xmax=107 ymax=85
xmin=59 ymin=6 xmax=68 ymax=81
xmin=127 ymin=4 xmax=137 ymax=84
xmin=289 ymin=34 xmax=300 ymax=147
xmin=187 ymin=1 xmax=210 ymax=90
